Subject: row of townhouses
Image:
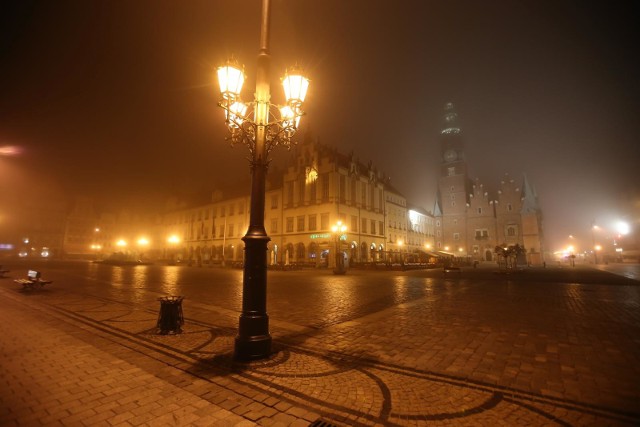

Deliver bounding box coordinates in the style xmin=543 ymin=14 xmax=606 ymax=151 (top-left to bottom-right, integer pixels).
xmin=7 ymin=104 xmax=545 ymax=266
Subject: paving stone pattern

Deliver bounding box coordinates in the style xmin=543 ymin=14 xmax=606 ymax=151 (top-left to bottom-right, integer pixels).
xmin=1 ymin=265 xmax=639 ymax=426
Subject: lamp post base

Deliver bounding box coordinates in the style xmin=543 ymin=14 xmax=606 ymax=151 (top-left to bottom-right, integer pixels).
xmin=234 ymin=313 xmax=272 ymax=361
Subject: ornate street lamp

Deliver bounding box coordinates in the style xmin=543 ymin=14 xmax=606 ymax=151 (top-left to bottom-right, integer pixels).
xmin=215 ymin=0 xmax=310 ymax=361
xmin=331 ymin=221 xmax=347 ymax=275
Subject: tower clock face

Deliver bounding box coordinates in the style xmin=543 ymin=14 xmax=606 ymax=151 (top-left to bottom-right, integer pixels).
xmin=444 ymin=149 xmax=457 ymax=162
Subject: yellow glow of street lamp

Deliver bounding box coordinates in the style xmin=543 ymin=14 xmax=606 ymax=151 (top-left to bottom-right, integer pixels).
xmin=331 ymin=220 xmax=347 ymax=234
xmin=425 ymin=243 xmax=431 ymax=250
xmin=282 ymin=66 xmax=310 ymax=105
xmin=458 ymin=248 xmax=463 ymax=252
xmin=280 ymin=105 xmax=301 ymax=130
xmin=444 ymin=246 xmax=450 ymax=251
xmin=567 ymin=245 xmax=574 ymax=253
xmin=595 ymin=245 xmax=602 ymax=251
xmin=227 ymin=101 xmax=248 ymax=128
xmin=137 ymin=237 xmax=149 ymax=246
xmin=116 ymin=239 xmax=127 ymax=247
xmin=217 ymin=61 xmax=245 ymax=100
xmin=167 ymin=235 xmax=180 ymax=244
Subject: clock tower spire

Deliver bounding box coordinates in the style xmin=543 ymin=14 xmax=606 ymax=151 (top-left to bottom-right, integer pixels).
xmin=435 ymin=102 xmax=471 ymax=254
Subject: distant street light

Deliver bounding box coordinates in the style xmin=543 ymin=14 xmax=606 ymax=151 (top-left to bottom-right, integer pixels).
xmin=591 ymin=222 xmax=599 ymax=264
xmin=215 ymin=0 xmax=310 ymax=361
xmin=166 ymin=235 xmax=181 ymax=263
xmin=615 ymin=221 xmax=630 ymax=236
xmin=331 ymin=221 xmax=347 ymax=275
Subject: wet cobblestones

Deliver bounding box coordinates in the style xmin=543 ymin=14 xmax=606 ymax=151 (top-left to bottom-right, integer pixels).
xmin=1 ymin=263 xmax=639 ymax=425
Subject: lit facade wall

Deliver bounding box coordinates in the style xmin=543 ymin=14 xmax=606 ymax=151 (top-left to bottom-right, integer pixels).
xmin=160 ymin=140 xmax=432 ymax=266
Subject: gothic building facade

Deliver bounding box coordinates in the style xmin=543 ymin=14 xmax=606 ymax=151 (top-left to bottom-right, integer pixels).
xmin=434 ymin=103 xmax=545 ymax=264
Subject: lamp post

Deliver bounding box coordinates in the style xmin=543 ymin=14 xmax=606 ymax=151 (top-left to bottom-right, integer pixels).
xmin=167 ymin=235 xmax=180 ymax=264
xmin=591 ymin=223 xmax=599 ymax=264
xmin=216 ymin=0 xmax=309 ymax=361
xmin=137 ymin=237 xmax=149 ymax=261
xmin=331 ymin=220 xmax=347 ymax=275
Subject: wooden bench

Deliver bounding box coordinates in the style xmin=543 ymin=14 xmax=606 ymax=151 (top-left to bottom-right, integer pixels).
xmin=0 ymin=265 xmax=9 ymax=278
xmin=14 ymin=270 xmax=52 ymax=290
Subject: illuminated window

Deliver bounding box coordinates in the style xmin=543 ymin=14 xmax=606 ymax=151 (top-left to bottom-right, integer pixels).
xmin=286 ymin=217 xmax=294 ymax=233
xmin=297 ymin=216 xmax=305 ymax=232
xmin=371 ymin=220 xmax=376 ymax=235
xmin=271 ymin=219 xmax=278 ymax=234
xmin=308 ymin=215 xmax=317 ymax=231
xmin=351 ymin=215 xmax=358 ymax=232
xmin=361 ymin=218 xmax=367 ymax=234
xmin=271 ymin=194 xmax=278 ymax=209
xmin=448 ymin=167 xmax=455 ymax=176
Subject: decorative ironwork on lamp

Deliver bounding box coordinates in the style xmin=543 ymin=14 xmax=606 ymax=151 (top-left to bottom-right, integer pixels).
xmin=217 ymin=62 xmax=309 ymax=155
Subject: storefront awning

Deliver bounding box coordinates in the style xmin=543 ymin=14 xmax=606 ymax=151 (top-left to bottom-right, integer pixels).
xmin=436 ymin=250 xmax=456 ymax=257
xmin=416 ymin=249 xmax=444 ymax=258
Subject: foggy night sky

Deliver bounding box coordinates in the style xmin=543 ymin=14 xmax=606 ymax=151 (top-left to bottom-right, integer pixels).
xmin=1 ymin=0 xmax=639 ymax=251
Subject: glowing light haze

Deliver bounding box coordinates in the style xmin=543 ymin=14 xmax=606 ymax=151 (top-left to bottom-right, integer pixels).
xmin=0 ymin=1 xmax=638 ymax=252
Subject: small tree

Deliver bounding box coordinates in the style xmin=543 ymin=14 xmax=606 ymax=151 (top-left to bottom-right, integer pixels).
xmin=495 ymin=245 xmax=510 ymax=270
xmin=495 ymin=244 xmax=526 ymax=270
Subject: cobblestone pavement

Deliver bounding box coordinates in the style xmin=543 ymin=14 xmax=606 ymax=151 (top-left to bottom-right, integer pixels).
xmin=1 ymin=263 xmax=639 ymax=426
